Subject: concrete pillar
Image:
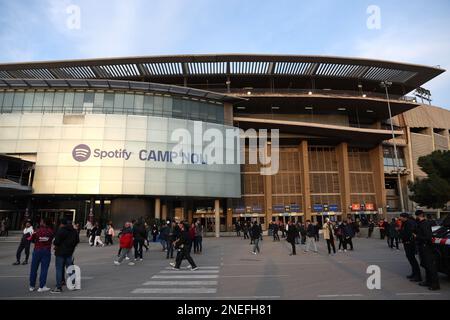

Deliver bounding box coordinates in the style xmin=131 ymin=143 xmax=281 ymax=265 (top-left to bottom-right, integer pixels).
xmin=336 ymin=143 xmax=351 ymax=218
xmin=264 ymin=142 xmax=273 ymax=228
xmin=370 ymin=145 xmax=387 ymax=219
xmin=215 ymin=199 xmax=220 ymax=238
xmin=162 ymin=204 xmax=167 ymax=221
xmin=300 ymin=141 xmax=311 ymax=221
xmin=155 ymin=198 xmax=161 ymax=220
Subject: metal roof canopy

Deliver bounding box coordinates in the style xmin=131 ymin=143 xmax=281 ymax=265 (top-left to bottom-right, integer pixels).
xmin=0 ymin=54 xmax=444 ymax=92
xmin=0 ymin=78 xmax=242 ymax=104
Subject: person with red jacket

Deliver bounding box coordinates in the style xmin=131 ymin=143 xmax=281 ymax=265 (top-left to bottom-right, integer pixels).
xmin=114 ymin=222 xmax=135 ymax=266
xmin=29 ymin=218 xmax=54 ymax=293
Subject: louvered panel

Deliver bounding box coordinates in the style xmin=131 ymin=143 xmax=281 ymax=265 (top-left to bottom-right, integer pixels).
xmin=411 ymin=133 xmax=434 ymax=177
xmin=434 ymin=133 xmax=449 ymax=151
xmin=0 ymin=71 xmax=13 ymax=78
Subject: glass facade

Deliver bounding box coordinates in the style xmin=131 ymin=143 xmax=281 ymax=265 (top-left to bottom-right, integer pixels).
xmin=383 ymin=146 xmax=406 ymax=168
xmin=0 ymin=89 xmax=225 ymax=124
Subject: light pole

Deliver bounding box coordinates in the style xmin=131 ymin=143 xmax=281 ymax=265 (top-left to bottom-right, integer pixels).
xmin=380 ymin=81 xmax=405 ymax=213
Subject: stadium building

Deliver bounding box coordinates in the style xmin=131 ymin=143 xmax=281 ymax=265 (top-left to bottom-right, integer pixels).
xmin=0 ymin=54 xmax=449 ymax=234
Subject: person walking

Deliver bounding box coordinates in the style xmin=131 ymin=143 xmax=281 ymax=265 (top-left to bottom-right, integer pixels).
xmin=379 ymin=219 xmax=386 ymax=239
xmin=29 ymin=219 xmax=54 ymax=292
xmin=151 ymin=224 xmax=159 ymax=243
xmin=159 ymin=221 xmax=170 ymax=252
xmin=132 ymin=219 xmax=146 ymax=261
xmin=295 ymin=221 xmax=301 ymax=245
xmin=336 ymin=222 xmax=345 ymax=252
xmin=50 ymin=219 xmax=80 ymax=293
xmin=388 ymin=218 xmax=400 ymax=250
xmin=343 ymin=220 xmax=355 ymax=251
xmin=171 ymin=222 xmax=198 ymax=270
xmin=194 ymin=220 xmax=203 ymax=254
xmin=314 ymin=222 xmax=320 ymax=242
xmin=323 ymin=218 xmax=336 ymax=255
xmin=251 ymin=221 xmax=262 ymax=255
xmin=188 ymin=223 xmax=196 ymax=253
xmin=299 ymin=222 xmax=306 ymax=245
xmin=368 ymin=219 xmax=375 ymax=238
xmin=414 ymin=210 xmax=440 ymax=291
xmin=1 ymin=217 xmax=10 ymax=237
xmin=280 ymin=222 xmax=286 ymax=239
xmin=272 ymin=222 xmax=280 ymax=241
xmin=84 ymin=220 xmax=93 ymax=239
xmin=114 ymin=222 xmax=135 ymax=266
xmin=166 ymin=221 xmax=176 ymax=259
xmin=13 ymin=220 xmax=34 ymax=265
xmin=286 ymin=220 xmax=297 ymax=256
xmin=243 ymin=222 xmax=249 ymax=240
xmin=90 ymin=223 xmax=103 ymax=247
xmin=399 ymin=213 xmax=421 ymax=282
xmin=235 ymin=222 xmax=241 ymax=237
xmin=304 ymin=220 xmax=318 ymax=253
xmin=105 ymin=222 xmax=115 ymax=246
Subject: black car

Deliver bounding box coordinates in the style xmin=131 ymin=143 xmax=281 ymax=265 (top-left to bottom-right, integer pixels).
xmin=432 ymin=216 xmax=450 ymax=279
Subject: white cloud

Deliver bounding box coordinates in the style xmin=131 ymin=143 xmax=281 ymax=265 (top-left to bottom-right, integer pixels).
xmin=45 ymin=0 xmax=196 ymax=58
xmin=353 ymin=28 xmax=450 ymax=108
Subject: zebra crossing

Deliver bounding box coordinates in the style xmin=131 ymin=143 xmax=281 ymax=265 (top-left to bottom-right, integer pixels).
xmin=131 ymin=266 xmax=220 ymax=295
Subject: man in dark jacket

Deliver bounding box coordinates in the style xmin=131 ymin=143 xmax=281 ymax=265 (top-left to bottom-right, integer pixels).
xmin=367 ymin=219 xmax=375 ymax=238
xmin=172 ymin=222 xmax=198 ymax=270
xmin=399 ymin=213 xmax=421 ymax=282
xmin=343 ymin=220 xmax=355 ymax=251
xmin=251 ymin=221 xmax=261 ymax=254
xmin=51 ymin=219 xmax=79 ymax=293
xmin=414 ymin=210 xmax=440 ymax=291
xmin=166 ymin=221 xmax=176 ymax=259
xmin=304 ymin=220 xmax=318 ymax=253
xmin=388 ymin=218 xmax=400 ymax=250
xmin=159 ymin=222 xmax=170 ymax=252
xmin=273 ymin=222 xmax=280 ymax=241
xmin=132 ymin=219 xmax=146 ymax=261
xmin=287 ymin=220 xmax=297 ymax=256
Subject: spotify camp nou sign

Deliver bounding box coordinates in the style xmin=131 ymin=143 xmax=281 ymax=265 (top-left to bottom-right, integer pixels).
xmin=72 ymin=144 xmax=208 ymax=165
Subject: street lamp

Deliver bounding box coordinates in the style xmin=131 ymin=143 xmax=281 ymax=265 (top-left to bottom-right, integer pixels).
xmin=380 ymin=81 xmax=405 ymax=213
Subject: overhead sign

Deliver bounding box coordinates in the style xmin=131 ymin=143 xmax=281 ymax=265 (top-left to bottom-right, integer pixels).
xmin=313 ymin=204 xmax=324 ymax=212
xmin=273 ymin=205 xmax=285 ymax=213
xmin=329 ymin=204 xmax=339 ymax=212
xmin=351 ymin=203 xmax=361 ymax=211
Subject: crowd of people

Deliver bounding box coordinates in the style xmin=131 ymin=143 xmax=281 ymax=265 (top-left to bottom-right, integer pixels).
xmin=7 ymin=209 xmax=443 ymax=293
xmin=395 ymin=211 xmax=440 ymax=291
xmin=112 ymin=219 xmax=202 ymax=271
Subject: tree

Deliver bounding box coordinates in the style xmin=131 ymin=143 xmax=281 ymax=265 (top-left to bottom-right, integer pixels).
xmin=408 ymin=150 xmax=450 ymax=209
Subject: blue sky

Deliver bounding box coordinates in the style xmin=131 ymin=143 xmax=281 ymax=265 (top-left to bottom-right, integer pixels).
xmin=1 ymin=0 xmax=449 ymax=108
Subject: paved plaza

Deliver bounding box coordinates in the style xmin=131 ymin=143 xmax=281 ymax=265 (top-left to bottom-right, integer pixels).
xmin=0 ymin=235 xmax=449 ymax=300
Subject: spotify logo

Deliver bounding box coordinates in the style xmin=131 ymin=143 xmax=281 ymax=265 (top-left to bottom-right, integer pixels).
xmin=72 ymin=144 xmax=91 ymax=162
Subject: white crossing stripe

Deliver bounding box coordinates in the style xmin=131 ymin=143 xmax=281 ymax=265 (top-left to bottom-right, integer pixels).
xmin=132 ymin=265 xmax=221 ymax=295
xmin=152 ymin=275 xmax=218 ymax=279
xmin=159 ymin=270 xmax=219 ymax=274
xmin=132 ymin=288 xmax=217 ymax=294
xmin=143 ymin=281 xmax=218 ymax=286
xmin=164 ymin=266 xmax=219 ymax=270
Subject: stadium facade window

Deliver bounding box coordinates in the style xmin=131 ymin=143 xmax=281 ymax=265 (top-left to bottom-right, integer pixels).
xmin=0 ymin=89 xmax=225 ymax=124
